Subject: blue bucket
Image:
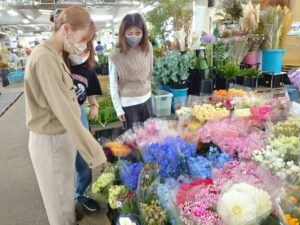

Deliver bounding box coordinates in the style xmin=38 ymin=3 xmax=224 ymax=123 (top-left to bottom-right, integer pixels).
xmin=284 ymin=85 xmax=300 ymax=102
xmin=170 ymin=88 xmax=188 ymax=111
xmin=262 ymin=49 xmax=285 ymax=74
xmin=161 ymin=85 xmax=171 ymax=93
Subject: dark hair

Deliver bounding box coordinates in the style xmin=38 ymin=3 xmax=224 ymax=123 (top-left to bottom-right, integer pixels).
xmin=97 ymin=41 xmax=101 ymax=44
xmin=63 ymin=40 xmax=96 ymax=71
xmin=117 ymin=13 xmax=149 ymax=54
xmin=50 ymin=6 xmax=96 ymax=42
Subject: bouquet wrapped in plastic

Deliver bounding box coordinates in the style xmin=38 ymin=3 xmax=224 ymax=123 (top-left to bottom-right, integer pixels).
xmin=198 ymin=118 xmax=267 ymax=159
xmin=288 ymin=68 xmax=300 ymax=91
xmin=217 ymin=182 xmax=273 ymax=225
xmin=141 ymin=137 xmax=196 ymax=179
xmin=120 ymin=161 xmax=143 ymax=190
xmin=277 ymin=174 xmax=300 ymax=225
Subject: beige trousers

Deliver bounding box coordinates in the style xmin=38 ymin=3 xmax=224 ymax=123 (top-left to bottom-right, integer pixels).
xmin=29 ymin=131 xmax=76 ymax=225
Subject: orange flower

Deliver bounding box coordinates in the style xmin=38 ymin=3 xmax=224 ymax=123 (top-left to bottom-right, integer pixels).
xmin=285 ymin=214 xmax=300 ymax=225
xmin=289 ymin=196 xmax=298 ymax=204
xmin=105 ymin=142 xmax=131 ymax=157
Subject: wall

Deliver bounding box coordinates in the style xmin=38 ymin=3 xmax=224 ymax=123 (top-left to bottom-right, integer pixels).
xmin=283 ymin=0 xmax=300 ymax=66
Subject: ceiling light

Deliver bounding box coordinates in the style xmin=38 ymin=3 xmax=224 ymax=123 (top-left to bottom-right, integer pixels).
xmin=113 ymin=17 xmax=121 ymax=23
xmin=35 ymin=27 xmax=40 ymax=30
xmin=26 ymin=15 xmax=34 ymax=19
xmin=39 ymin=9 xmax=52 ymax=14
xmin=141 ymin=5 xmax=155 ymax=13
xmin=132 ymin=1 xmax=140 ymax=5
xmin=128 ymin=10 xmax=138 ymax=14
xmin=106 ymin=23 xmax=111 ymax=27
xmin=8 ymin=10 xmax=18 ymax=16
xmin=22 ymin=19 xmax=30 ymax=24
xmin=17 ymin=30 xmax=24 ymax=34
xmin=91 ymin=15 xmax=113 ymax=22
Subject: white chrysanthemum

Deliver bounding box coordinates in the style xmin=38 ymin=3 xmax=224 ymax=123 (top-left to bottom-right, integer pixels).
xmin=119 ymin=217 xmax=137 ymax=225
xmin=253 ymin=189 xmax=272 ymax=219
xmin=217 ymin=191 xmax=257 ymax=225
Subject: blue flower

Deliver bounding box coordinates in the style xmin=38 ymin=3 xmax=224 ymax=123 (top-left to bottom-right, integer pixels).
xmin=187 ymin=156 xmax=212 ymax=178
xmin=120 ymin=161 xmax=143 ymax=190
xmin=142 ymin=137 xmax=196 ymax=178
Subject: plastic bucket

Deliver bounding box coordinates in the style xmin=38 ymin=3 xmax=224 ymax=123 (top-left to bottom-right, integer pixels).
xmin=243 ymin=51 xmax=257 ymax=68
xmin=161 ymin=85 xmax=171 ymax=93
xmin=284 ymin=85 xmax=300 ymax=102
xmin=170 ymin=88 xmax=188 ymax=111
xmin=262 ymin=49 xmax=285 ymax=74
xmin=152 ymin=90 xmax=173 ymax=117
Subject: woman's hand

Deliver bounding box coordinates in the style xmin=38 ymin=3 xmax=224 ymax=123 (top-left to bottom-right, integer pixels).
xmin=118 ymin=114 xmax=126 ymax=121
xmin=89 ymin=105 xmax=99 ymax=120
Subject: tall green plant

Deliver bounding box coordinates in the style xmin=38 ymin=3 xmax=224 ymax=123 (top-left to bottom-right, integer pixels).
xmin=260 ymin=6 xmax=289 ymax=50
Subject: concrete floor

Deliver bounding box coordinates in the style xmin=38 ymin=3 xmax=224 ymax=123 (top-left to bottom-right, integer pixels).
xmin=0 ymin=90 xmax=110 ymax=225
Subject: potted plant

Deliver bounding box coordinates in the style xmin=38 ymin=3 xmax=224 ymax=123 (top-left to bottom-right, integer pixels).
xmin=240 ymin=1 xmax=264 ymax=68
xmin=216 ymin=64 xmax=240 ymax=89
xmin=260 ymin=5 xmax=291 ymax=74
xmin=236 ymin=68 xmax=260 ymax=87
xmin=188 ymin=50 xmax=209 ymax=95
xmin=97 ymin=52 xmax=109 ymax=75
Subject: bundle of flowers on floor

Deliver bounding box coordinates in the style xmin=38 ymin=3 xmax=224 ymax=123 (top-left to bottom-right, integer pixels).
xmin=91 ymin=93 xmax=299 ymax=225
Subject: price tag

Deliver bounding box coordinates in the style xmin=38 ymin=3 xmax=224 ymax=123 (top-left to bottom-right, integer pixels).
xmin=288 ymin=22 xmax=300 ymax=35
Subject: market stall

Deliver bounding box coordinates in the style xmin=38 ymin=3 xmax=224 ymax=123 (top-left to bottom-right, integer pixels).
xmin=91 ymin=87 xmax=300 ymax=225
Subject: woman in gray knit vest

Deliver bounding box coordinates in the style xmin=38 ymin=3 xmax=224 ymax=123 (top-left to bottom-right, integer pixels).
xmin=109 ymin=13 xmax=153 ymax=129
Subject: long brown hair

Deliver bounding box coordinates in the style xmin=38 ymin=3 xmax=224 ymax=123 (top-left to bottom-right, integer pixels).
xmin=117 ymin=13 xmax=149 ymax=54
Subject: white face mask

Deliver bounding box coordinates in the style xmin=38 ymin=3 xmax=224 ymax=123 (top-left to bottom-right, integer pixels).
xmin=69 ymin=53 xmax=90 ymax=66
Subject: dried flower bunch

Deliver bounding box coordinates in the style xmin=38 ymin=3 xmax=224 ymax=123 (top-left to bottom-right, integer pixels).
xmin=240 ymin=1 xmax=260 ymax=33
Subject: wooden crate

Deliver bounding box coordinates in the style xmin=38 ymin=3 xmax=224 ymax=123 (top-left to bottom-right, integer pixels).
xmin=97 ymin=75 xmax=109 ymax=94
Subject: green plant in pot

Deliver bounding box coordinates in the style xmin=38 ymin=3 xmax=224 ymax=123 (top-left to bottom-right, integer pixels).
xmin=216 ymin=64 xmax=240 ymax=89
xmin=236 ymin=68 xmax=260 ymax=87
xmin=260 ymin=5 xmax=291 ymax=74
xmin=97 ymin=52 xmax=109 ymax=75
xmin=153 ymin=51 xmax=193 ymax=89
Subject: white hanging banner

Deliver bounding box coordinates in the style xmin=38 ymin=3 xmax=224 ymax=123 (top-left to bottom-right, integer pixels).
xmin=288 ymin=22 xmax=300 ymax=35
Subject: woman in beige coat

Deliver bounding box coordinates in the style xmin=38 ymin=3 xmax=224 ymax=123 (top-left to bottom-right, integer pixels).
xmin=24 ymin=6 xmax=106 ymax=225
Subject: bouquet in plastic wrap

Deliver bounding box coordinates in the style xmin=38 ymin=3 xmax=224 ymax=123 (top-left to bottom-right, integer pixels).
xmin=192 ymin=103 xmax=230 ymax=125
xmin=269 ymin=117 xmax=300 ymax=137
xmin=136 ymin=164 xmax=160 ymax=205
xmin=277 ymin=174 xmax=300 ymax=225
xmin=120 ymin=161 xmax=143 ymax=190
xmin=141 ymin=137 xmax=196 ymax=179
xmin=288 ymin=68 xmax=300 ymax=91
xmin=156 ymin=176 xmax=193 ymax=225
xmin=177 ymin=179 xmax=224 ymax=225
xmin=217 ymin=182 xmax=273 ymax=225
xmin=198 ymin=118 xmax=268 ymax=159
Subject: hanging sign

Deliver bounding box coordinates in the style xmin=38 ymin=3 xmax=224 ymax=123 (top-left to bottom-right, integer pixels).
xmin=288 ymin=22 xmax=300 ymax=35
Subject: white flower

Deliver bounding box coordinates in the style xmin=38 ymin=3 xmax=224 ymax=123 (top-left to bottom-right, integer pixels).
xmin=119 ymin=217 xmax=137 ymax=225
xmin=217 ymin=190 xmax=257 ymax=225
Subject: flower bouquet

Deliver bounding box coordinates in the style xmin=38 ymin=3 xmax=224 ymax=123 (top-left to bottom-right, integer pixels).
xmin=192 ymin=103 xmax=230 ymax=124
xmin=92 ymin=172 xmax=116 ymax=202
xmin=288 ymin=68 xmax=300 ymax=91
xmin=271 ymin=117 xmax=300 ymax=137
xmin=277 ymin=175 xmax=300 ymax=225
xmin=140 ymin=200 xmax=168 ymax=225
xmin=120 ymin=161 xmax=143 ymax=190
xmin=108 ymin=185 xmax=128 ymax=209
xmin=217 ymin=182 xmax=273 ymax=225
xmin=142 ymin=137 xmax=196 ymax=179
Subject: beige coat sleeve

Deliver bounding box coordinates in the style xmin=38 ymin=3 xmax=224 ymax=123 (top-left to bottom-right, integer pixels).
xmin=34 ymin=54 xmax=107 ymax=167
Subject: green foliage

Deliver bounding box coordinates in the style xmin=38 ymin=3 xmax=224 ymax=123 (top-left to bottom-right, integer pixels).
xmin=145 ymin=0 xmax=193 ymax=48
xmin=153 ymin=51 xmax=194 ymax=85
xmin=97 ymin=52 xmax=108 ymax=66
xmin=213 ymin=41 xmax=231 ymax=67
xmin=238 ymin=68 xmax=259 ymax=77
xmin=88 ymin=96 xmax=118 ymax=127
xmin=217 ymin=64 xmax=241 ymax=78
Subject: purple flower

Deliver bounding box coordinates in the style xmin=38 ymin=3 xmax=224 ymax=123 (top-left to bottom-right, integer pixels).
xmin=201 ymin=34 xmax=216 ymax=44
xmin=288 ymin=69 xmax=300 ymax=90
